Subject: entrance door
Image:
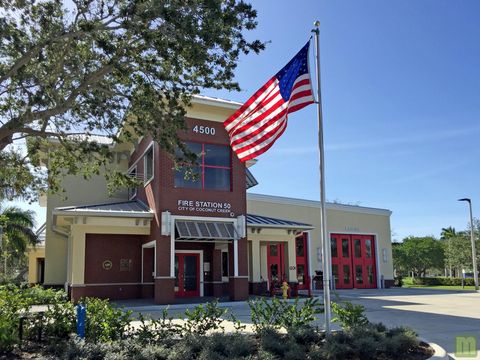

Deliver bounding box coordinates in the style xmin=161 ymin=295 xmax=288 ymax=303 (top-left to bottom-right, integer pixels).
xmin=267 ymin=243 xmax=285 ymax=289
xmin=175 ymin=253 xmax=200 ymax=297
xmin=295 ymin=233 xmax=309 ymax=290
xmin=330 ymin=234 xmax=353 ymax=289
xmin=331 ymin=234 xmax=376 ymax=289
xmin=351 ymin=235 xmax=376 ymax=289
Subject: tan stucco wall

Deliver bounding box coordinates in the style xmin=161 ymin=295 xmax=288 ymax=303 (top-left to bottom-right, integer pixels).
xmin=247 ymin=195 xmax=393 ymax=282
xmin=27 ymin=246 xmax=45 ymax=284
xmin=44 ymin=167 xmax=129 ymax=285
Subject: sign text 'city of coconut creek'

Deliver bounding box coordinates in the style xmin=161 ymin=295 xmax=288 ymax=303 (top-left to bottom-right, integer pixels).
xmin=177 ymin=199 xmax=232 ymax=214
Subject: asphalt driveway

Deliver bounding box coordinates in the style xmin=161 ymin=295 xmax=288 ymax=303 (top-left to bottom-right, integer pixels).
xmin=120 ymin=288 xmax=480 ymax=359
xmin=332 ymin=288 xmax=480 ymax=359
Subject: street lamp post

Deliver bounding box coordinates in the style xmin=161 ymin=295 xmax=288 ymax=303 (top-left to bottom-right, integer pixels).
xmin=458 ymin=198 xmax=479 ymax=291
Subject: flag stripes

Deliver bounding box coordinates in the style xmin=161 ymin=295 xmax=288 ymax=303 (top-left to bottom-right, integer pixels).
xmin=225 ymin=71 xmax=314 ymax=161
xmin=224 ymin=42 xmax=314 ymax=162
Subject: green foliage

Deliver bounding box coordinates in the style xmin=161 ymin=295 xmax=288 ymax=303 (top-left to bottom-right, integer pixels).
xmin=248 ymin=297 xmax=323 ymax=332
xmin=82 ymin=297 xmax=132 ymax=343
xmin=410 ymin=276 xmax=476 ymax=286
xmin=0 ymin=0 xmax=264 ymax=201
xmin=0 ymin=206 xmax=37 ymax=281
xmin=331 ymin=301 xmax=369 ymax=330
xmin=392 ymin=236 xmax=445 ymax=277
xmin=0 ymin=285 xmax=29 ymax=352
xmin=181 ymin=299 xmax=227 ymax=336
xmin=42 ymin=301 xmax=76 ymax=340
xmin=318 ymin=323 xmax=419 ymax=360
xmin=132 ymin=309 xmax=181 ymax=344
xmin=22 ymin=285 xmax=67 ymax=305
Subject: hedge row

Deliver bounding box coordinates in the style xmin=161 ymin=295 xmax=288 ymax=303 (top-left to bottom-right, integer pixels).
xmin=412 ymin=277 xmax=476 ymax=286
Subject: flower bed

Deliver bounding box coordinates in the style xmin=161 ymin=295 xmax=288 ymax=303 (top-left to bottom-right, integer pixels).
xmin=0 ymin=285 xmax=434 ymax=359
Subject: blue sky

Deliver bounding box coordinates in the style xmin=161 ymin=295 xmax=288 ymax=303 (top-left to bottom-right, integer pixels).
xmin=12 ymin=0 xmax=480 ymax=241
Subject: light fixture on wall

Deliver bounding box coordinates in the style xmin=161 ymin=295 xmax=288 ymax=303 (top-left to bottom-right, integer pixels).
xmin=382 ymin=248 xmax=387 ymax=263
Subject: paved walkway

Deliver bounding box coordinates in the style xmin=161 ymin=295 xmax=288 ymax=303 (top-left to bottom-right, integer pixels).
xmin=118 ymin=288 xmax=480 ymax=359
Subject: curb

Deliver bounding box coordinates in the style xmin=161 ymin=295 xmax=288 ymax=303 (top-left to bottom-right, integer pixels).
xmin=422 ymin=338 xmax=448 ymax=360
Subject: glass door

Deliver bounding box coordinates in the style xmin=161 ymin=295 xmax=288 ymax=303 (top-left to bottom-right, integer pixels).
xmin=174 ymin=253 xmax=200 ymax=297
xmin=330 ymin=234 xmax=354 ymax=289
xmin=267 ymin=243 xmax=285 ymax=289
xmin=295 ymin=233 xmax=309 ymax=290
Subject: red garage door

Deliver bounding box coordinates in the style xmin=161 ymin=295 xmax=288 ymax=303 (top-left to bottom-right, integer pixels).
xmin=331 ymin=234 xmax=377 ymax=289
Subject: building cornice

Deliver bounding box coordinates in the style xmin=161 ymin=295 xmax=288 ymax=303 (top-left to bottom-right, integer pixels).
xmin=247 ymin=193 xmax=392 ymax=217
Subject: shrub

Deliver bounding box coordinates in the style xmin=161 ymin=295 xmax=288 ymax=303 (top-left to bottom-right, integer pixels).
xmin=81 ymin=297 xmax=132 ymax=343
xmin=331 ymin=301 xmax=369 ymax=330
xmin=181 ymin=299 xmax=226 ymax=336
xmin=0 ymin=285 xmax=29 ymax=352
xmin=42 ymin=301 xmax=76 ymax=340
xmin=248 ymin=297 xmax=323 ymax=332
xmin=23 ymin=285 xmax=67 ymax=305
xmin=412 ymin=277 xmax=475 ymax=286
xmin=133 ymin=310 xmax=181 ymax=344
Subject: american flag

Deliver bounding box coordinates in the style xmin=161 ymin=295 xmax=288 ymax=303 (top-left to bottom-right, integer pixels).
xmin=224 ymin=41 xmax=315 ymax=162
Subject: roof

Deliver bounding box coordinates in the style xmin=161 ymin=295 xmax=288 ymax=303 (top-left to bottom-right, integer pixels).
xmin=247 ymin=214 xmax=313 ymax=230
xmin=192 ymin=94 xmax=242 ymax=110
xmin=246 ymin=168 xmax=259 ymax=189
xmin=54 ymin=200 xmax=154 ymax=218
xmin=247 ymin=193 xmax=392 ymax=216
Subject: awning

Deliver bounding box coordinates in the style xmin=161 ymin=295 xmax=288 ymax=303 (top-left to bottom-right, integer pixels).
xmin=53 ymin=200 xmax=154 ymax=218
xmin=246 ymin=214 xmax=313 ymax=230
xmin=175 ymin=220 xmax=238 ymax=241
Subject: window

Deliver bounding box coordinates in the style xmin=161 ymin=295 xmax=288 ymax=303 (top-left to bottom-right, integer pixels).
xmin=296 ymin=236 xmax=305 ymax=257
xmin=175 ymin=142 xmax=231 ymax=191
xmin=144 ymin=145 xmax=154 ymax=184
xmin=222 ymin=251 xmax=229 ymax=278
xmin=128 ymin=166 xmax=137 ymax=199
xmin=330 ymin=238 xmax=338 ymax=258
xmin=354 ymin=239 xmax=362 ymax=258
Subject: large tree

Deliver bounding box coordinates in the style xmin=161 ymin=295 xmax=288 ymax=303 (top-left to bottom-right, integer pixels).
xmin=393 ymin=236 xmax=444 ymax=278
xmin=0 ymin=0 xmax=264 ymax=200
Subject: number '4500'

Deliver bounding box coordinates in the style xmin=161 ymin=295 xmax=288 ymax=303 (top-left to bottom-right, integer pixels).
xmin=193 ymin=125 xmax=216 ymax=135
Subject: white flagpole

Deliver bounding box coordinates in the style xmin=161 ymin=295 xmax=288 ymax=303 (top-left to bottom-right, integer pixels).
xmin=312 ymin=20 xmax=332 ymax=334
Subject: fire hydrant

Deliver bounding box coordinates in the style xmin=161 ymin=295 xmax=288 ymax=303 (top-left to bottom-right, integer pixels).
xmin=281 ymin=281 xmax=290 ymax=299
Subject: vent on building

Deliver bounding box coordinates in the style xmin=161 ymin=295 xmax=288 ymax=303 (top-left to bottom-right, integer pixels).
xmin=175 ymin=220 xmax=237 ymax=241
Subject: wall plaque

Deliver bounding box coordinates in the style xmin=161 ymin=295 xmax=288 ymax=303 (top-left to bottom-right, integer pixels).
xmin=120 ymin=259 xmax=132 ymax=272
xmin=102 ymin=260 xmax=112 ymax=270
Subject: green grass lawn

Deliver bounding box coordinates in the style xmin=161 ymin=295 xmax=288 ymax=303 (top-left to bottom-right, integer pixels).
xmin=402 ymin=284 xmax=476 ymax=291
xmin=401 ymin=277 xmax=476 ymax=291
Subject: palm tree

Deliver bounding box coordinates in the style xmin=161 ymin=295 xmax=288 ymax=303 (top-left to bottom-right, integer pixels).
xmin=0 ymin=206 xmax=37 ymax=277
xmin=440 ymin=226 xmax=460 ymax=277
xmin=440 ymin=226 xmax=457 ymax=240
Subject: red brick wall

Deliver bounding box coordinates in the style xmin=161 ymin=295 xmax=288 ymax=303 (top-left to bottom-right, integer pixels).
xmin=84 ymin=234 xmax=144 ymax=284
xmin=128 ymin=117 xmax=247 ymax=279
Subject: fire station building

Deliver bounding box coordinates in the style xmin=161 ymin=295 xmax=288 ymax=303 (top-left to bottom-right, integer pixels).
xmin=28 ymin=95 xmax=394 ymax=304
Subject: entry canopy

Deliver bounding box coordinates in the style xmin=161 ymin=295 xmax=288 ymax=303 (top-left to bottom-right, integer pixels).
xmin=175 ymin=220 xmax=238 ymax=241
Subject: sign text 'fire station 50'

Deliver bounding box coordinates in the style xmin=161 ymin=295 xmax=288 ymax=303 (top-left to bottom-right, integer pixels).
xmin=177 ymin=199 xmax=232 ymax=213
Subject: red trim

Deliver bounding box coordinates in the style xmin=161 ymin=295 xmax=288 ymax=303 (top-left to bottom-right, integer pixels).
xmin=266 ymin=243 xmax=286 ymax=289
xmin=176 ymin=141 xmax=232 ymax=191
xmin=330 ymin=234 xmax=377 ymax=289
xmin=174 ymin=253 xmax=200 ymax=297
xmin=295 ymin=233 xmax=310 ymax=290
